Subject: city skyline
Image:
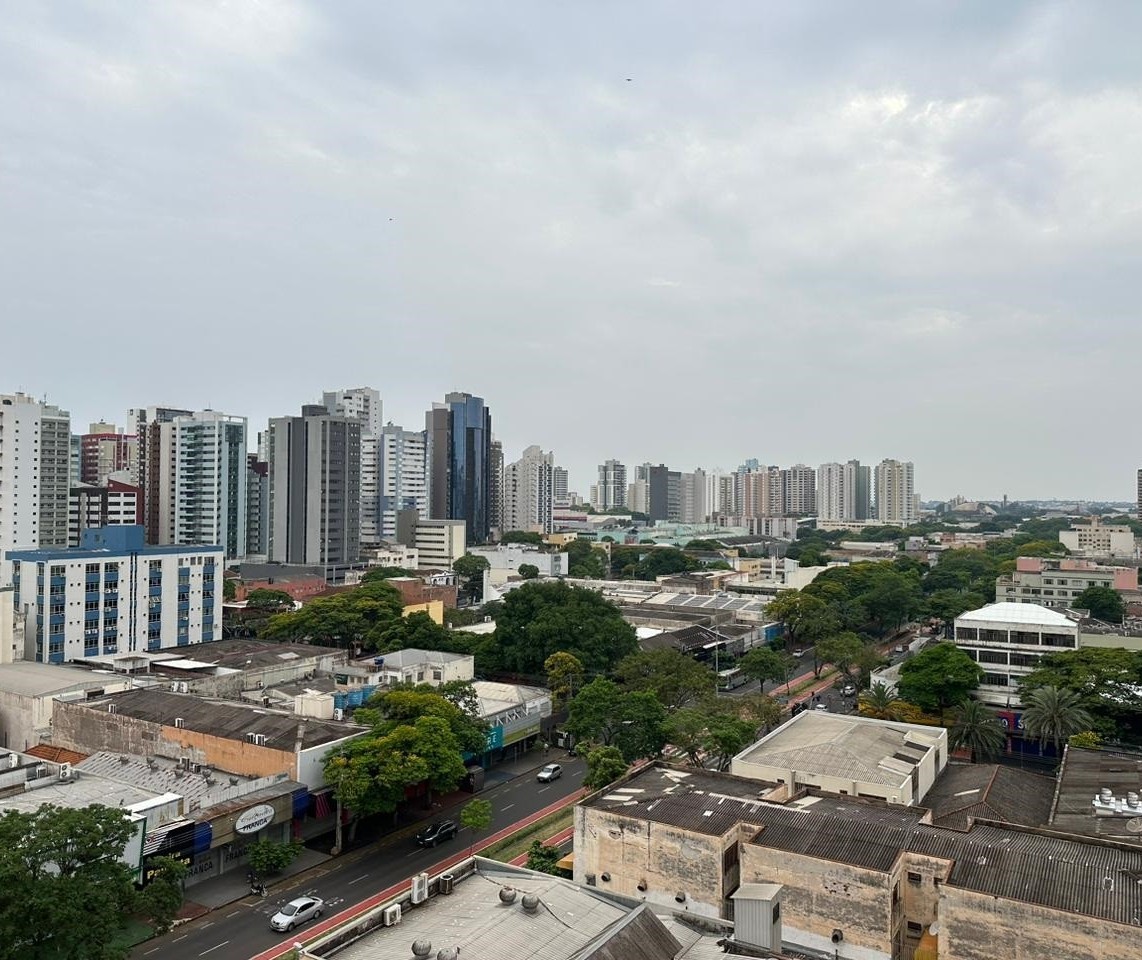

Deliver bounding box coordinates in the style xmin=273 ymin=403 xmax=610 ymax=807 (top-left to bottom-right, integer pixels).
xmin=4 ymin=4 xmax=1142 ymax=500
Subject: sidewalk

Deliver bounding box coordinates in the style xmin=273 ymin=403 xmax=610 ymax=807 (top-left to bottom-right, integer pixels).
xmin=176 ymin=745 xmax=559 ymax=919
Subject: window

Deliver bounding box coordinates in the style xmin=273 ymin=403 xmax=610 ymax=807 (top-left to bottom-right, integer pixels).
xmin=772 ymin=902 xmax=780 ymax=925
xmin=982 ymin=672 xmax=1009 ymax=686
xmin=978 ymin=649 xmax=1007 ymax=665
xmin=432 ymin=669 xmax=443 ymax=681
xmin=907 ymin=872 xmax=922 ymax=884
xmin=907 ymin=921 xmax=923 ymax=936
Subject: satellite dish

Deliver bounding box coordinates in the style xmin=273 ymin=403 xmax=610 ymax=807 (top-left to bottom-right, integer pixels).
xmin=1125 ymin=817 xmax=1142 ymax=834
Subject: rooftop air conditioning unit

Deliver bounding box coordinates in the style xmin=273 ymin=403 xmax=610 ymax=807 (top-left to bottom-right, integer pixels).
xmin=59 ymin=763 xmax=72 ymax=781
xmin=381 ymin=904 xmax=402 ymax=926
xmin=177 ymin=682 xmax=188 ymax=694
xmin=8 ymin=753 xmax=19 ymax=770
xmin=411 ymin=872 xmax=429 ymax=905
xmin=174 ymin=717 xmax=185 ymax=728
xmin=333 ymin=708 xmax=344 ymax=721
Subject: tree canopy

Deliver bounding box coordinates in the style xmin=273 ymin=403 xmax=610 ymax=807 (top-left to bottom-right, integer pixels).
xmin=584 ymin=746 xmax=629 ymax=790
xmin=1018 ymin=647 xmax=1142 ymax=742
xmin=361 ymin=566 xmax=416 ymax=582
xmin=245 ymin=588 xmax=295 ymax=610
xmin=492 ymin=581 xmax=637 ymax=674
xmin=566 ymin=678 xmax=666 ymax=761
xmin=262 ymin=580 xmax=404 ymax=649
xmin=949 ymin=699 xmax=1007 ymax=762
xmin=501 ymin=531 xmax=544 ymax=546
xmin=544 ymin=651 xmax=585 ymax=708
xmin=518 ymin=563 xmax=540 ymax=580
xmin=1073 ymin=586 xmax=1125 ymax=624
xmin=612 ymin=648 xmax=715 ymax=711
xmin=562 ymin=539 xmax=607 ymax=578
xmin=895 ymin=643 xmax=982 ymax=714
xmin=1021 ymin=686 xmax=1093 ymax=752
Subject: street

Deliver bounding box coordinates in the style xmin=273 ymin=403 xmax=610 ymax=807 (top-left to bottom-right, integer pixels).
xmin=134 ymin=756 xmax=585 ymax=960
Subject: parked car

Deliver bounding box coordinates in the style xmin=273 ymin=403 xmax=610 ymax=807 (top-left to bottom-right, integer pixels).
xmin=841 ymin=684 xmax=856 ymax=697
xmin=537 ymin=763 xmax=563 ymax=783
xmin=792 ymin=649 xmax=805 ymax=659
xmin=815 ymin=702 xmax=829 ymax=711
xmin=415 ymin=820 xmax=458 ymax=847
xmin=270 ymin=896 xmax=324 ymax=933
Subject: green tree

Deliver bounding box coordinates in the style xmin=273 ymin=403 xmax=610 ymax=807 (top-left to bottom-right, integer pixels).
xmin=525 ymin=840 xmax=563 ymax=875
xmin=245 ymin=588 xmax=295 ymax=610
xmin=701 ymin=713 xmax=757 ymax=771
xmin=764 ymin=591 xmax=839 ymax=655
xmin=613 ymin=649 xmax=714 ymax=710
xmin=361 ymin=566 xmax=416 ymax=582
xmin=493 ymin=581 xmax=637 ymax=674
xmin=566 ymin=680 xmax=665 ymax=761
xmin=452 ymin=554 xmax=490 ymax=602
xmin=135 ymin=855 xmax=187 ymax=935
xmin=663 ymin=708 xmax=710 ymax=766
xmin=815 ymin=631 xmax=866 ymax=677
xmin=1021 ymin=686 xmax=1094 ymax=753
xmin=544 ymin=651 xmax=585 ymax=708
xmin=246 ymin=839 xmax=302 ymax=876
xmin=367 ymin=687 xmax=488 ymax=756
xmin=262 ymin=580 xmax=404 ymax=649
xmin=563 ymin=539 xmax=607 ymax=578
xmin=948 ymin=700 xmax=1006 ymax=762
xmin=584 ymin=745 xmax=629 ymax=790
xmin=223 ymin=578 xmax=237 ymax=601
xmin=0 ymin=804 xmax=138 ymax=959
xmin=460 ymin=798 xmax=493 ymax=856
xmin=896 ymin=644 xmax=983 ymax=718
xmin=374 ymin=611 xmax=456 ymax=655
xmin=924 ymin=588 xmax=987 ymax=622
xmin=858 ymin=682 xmax=904 ymax=720
xmin=1018 ymin=648 xmax=1142 ymax=742
xmin=1073 ymin=586 xmax=1125 ymax=624
xmin=1068 ymin=730 xmax=1102 ymax=749
xmin=631 ymin=547 xmax=701 ymax=580
xmin=501 ymin=531 xmax=544 ymax=546
xmin=518 ymin=563 xmax=540 ymax=580
xmin=738 ymin=646 xmax=794 ymax=692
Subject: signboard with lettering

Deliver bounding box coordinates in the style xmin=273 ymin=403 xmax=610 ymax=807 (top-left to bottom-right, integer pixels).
xmin=235 ymin=803 xmax=277 ymax=835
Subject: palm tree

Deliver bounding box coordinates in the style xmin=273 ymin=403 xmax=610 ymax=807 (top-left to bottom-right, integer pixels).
xmin=858 ymin=682 xmax=902 ymax=720
xmin=1021 ymin=686 xmax=1093 ymax=754
xmin=948 ymin=699 xmax=1006 ymax=762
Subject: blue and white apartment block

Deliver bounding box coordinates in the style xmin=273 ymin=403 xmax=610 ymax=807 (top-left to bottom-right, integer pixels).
xmin=7 ymin=525 xmax=223 ymax=663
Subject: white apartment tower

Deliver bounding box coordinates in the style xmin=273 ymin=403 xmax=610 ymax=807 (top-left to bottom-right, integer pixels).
xmin=503 ymin=445 xmax=555 ymax=534
xmin=596 ymin=460 xmax=627 ymax=510
xmin=379 ymin=424 xmax=427 ymax=541
xmin=0 ymin=393 xmax=72 ymax=570
xmin=323 ymin=388 xmax=382 ymax=546
xmin=782 ymin=464 xmax=816 ymax=515
xmin=874 ymin=459 xmax=916 ymax=525
xmin=680 ymin=469 xmax=708 ymax=524
xmin=817 ymin=460 xmax=872 ymax=522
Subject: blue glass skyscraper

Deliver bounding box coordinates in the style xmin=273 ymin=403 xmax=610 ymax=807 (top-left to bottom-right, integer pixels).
xmin=426 ymin=392 xmax=492 ymax=544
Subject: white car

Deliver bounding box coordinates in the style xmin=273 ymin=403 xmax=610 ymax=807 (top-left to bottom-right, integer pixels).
xmin=270 ymin=896 xmax=324 ymax=933
xmin=537 ymin=763 xmax=563 ymax=783
xmin=815 ymin=702 xmax=829 ymax=711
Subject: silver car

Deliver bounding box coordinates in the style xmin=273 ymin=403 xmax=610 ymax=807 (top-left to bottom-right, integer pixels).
xmin=537 ymin=763 xmax=563 ymax=783
xmin=270 ymin=896 xmax=324 ymax=933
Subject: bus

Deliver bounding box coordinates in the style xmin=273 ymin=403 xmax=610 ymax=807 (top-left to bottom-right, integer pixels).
xmin=716 ymin=668 xmax=748 ymax=692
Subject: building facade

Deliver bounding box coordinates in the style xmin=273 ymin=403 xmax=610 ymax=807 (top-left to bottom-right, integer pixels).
xmin=379 ymin=424 xmax=427 ymax=542
xmin=596 ymin=460 xmax=627 ymax=510
xmin=322 ymin=387 xmax=382 ymax=546
xmin=68 ymin=478 xmax=141 ymax=546
xmin=0 ymin=393 xmax=71 ymax=567
xmin=401 ymin=518 xmax=466 ymax=569
xmin=267 ymin=405 xmax=361 ymax=569
xmin=80 ymin=423 xmax=138 ymax=486
xmin=781 ymin=464 xmax=816 ymax=515
xmin=817 ymin=460 xmax=871 ymax=522
xmin=8 ymin=525 xmax=222 ymax=662
xmin=129 ymin=405 xmax=192 ymax=545
xmin=425 ymin=392 xmax=492 ymax=544
xmin=244 ymin=455 xmax=269 ymax=558
xmin=874 ymin=459 xmax=916 ymax=525
xmin=502 ymin=445 xmax=555 ymax=534
xmin=1058 ymin=517 xmax=1136 ymax=558
xmin=995 ymin=556 xmax=1137 ymax=608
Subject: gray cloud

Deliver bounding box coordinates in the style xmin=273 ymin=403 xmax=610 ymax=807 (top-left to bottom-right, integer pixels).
xmin=2 ymin=1 xmax=1141 ymax=500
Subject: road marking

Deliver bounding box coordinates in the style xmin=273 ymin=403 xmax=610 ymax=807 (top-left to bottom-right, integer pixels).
xmin=403 ymin=850 xmax=417 ymax=858
xmin=173 ymin=935 xmax=188 ymax=943
xmin=199 ymin=941 xmax=229 ymax=956
xmin=144 ymin=948 xmax=160 ymax=955
xmin=225 ymin=910 xmax=240 ymax=918
xmin=502 ymin=804 xmax=515 ymax=811
xmin=200 ymin=921 xmax=214 ymax=928
xmin=348 ymin=873 xmax=369 ymax=884
xmin=537 ymin=786 xmax=550 ymax=793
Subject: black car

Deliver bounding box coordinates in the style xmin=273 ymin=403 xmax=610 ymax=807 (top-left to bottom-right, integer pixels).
xmin=415 ymin=819 xmax=459 ymax=847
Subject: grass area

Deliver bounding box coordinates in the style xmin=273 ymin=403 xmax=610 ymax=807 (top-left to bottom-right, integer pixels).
xmin=786 ymin=668 xmax=837 ymax=698
xmin=482 ymin=807 xmax=574 ymax=864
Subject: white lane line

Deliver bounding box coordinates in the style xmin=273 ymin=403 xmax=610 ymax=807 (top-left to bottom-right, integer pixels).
xmin=502 ymin=804 xmax=515 ymax=811
xmin=225 ymin=910 xmax=240 ymax=918
xmin=348 ymin=873 xmax=370 ymax=884
xmin=537 ymin=786 xmax=550 ymax=793
xmin=199 ymin=921 xmax=214 ymax=928
xmin=199 ymin=942 xmax=229 ymax=956
xmin=144 ymin=948 xmax=160 ymax=955
xmin=173 ymin=935 xmax=189 ymax=943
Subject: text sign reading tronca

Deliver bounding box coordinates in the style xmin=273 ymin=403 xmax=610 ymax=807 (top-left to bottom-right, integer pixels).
xmin=235 ymin=804 xmax=277 ymax=834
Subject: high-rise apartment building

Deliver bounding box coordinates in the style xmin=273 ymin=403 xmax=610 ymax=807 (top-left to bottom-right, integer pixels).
xmin=680 ymin=469 xmax=708 ymax=524
xmin=874 ymin=459 xmax=916 ymax=525
xmin=379 ymin=424 xmax=427 ymax=542
xmin=323 ymin=388 xmax=382 ymax=546
xmin=0 ymin=393 xmax=71 ymax=569
xmin=553 ymin=466 xmax=569 ymax=503
xmin=130 ymin=405 xmax=192 ymax=545
xmin=596 ymin=460 xmax=627 ymax=510
xmin=144 ymin=411 xmax=248 ymax=559
xmin=68 ymin=477 xmax=141 ymax=547
xmin=267 ymin=405 xmax=361 ymax=568
xmin=425 ymin=392 xmax=492 ymax=544
xmin=1137 ymin=468 xmax=1142 ymax=521
xmin=502 ymin=445 xmax=555 ymax=534
xmin=782 ymin=464 xmax=816 ymax=515
xmin=80 ymin=423 xmax=138 ymax=486
xmin=245 ymin=454 xmax=269 ymax=558
xmin=817 ymin=460 xmax=872 ymax=522
xmin=489 ymin=439 xmax=504 ymax=536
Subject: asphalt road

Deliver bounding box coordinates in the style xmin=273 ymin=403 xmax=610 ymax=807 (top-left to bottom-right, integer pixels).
xmin=134 ymin=756 xmax=585 ymax=960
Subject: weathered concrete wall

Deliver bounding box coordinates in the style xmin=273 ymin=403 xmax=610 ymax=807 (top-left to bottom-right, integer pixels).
xmin=574 ymin=805 xmax=731 ymax=918
xmin=940 ymin=886 xmax=1142 ymax=960
xmin=51 ymin=700 xmax=297 ymax=780
xmin=740 ymin=841 xmax=895 ymax=960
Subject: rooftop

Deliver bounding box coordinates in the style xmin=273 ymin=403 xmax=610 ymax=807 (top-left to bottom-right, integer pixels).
xmin=923 ymin=763 xmax=1056 ymax=831
xmin=78 ymin=688 xmax=366 ymax=749
xmin=732 ymin=712 xmax=942 ymax=792
xmin=356 ymin=648 xmax=473 ymax=669
xmin=956 ymin=602 xmax=1077 ymax=628
xmin=77 ymin=637 xmax=346 ymax=674
xmin=0 ymin=661 xmax=122 ymax=697
xmin=1050 ymin=745 xmax=1142 ymax=843
xmin=321 ymin=860 xmax=731 ymax=960
xmin=471 ymin=681 xmax=550 ymax=717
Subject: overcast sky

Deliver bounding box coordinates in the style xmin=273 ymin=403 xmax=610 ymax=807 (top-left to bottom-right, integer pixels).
xmin=3 ymin=2 xmax=1140 ymax=501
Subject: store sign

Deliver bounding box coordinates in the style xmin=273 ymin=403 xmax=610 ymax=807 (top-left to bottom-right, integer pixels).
xmin=235 ymin=803 xmax=276 ymax=835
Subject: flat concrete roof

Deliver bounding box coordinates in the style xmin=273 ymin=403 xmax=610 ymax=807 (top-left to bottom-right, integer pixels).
xmin=0 ymin=661 xmax=120 ymax=697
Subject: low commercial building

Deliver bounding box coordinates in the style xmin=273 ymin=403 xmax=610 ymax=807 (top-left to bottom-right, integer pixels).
xmin=577 ymin=761 xmax=1142 ymax=960
xmin=1049 ymin=744 xmax=1142 ymax=844
xmin=338 ymin=648 xmax=475 ymax=690
xmin=1059 ymin=517 xmax=1136 ymax=558
xmin=401 ymin=518 xmax=466 ymax=569
xmin=471 ymin=680 xmax=551 ymax=763
xmin=730 ymin=711 xmax=947 ymax=806
xmin=995 ymin=556 xmax=1138 ymax=608
xmin=7 ymin=524 xmax=223 ymax=662
xmin=48 ymin=688 xmax=366 ymax=789
xmin=468 ymin=544 xmax=569 ymax=586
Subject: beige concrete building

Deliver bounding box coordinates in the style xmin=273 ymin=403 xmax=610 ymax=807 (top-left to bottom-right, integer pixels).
xmin=995 ymin=555 xmax=1137 ymax=608
xmin=730 ymin=711 xmax=947 ymax=806
xmin=1058 ymin=516 xmax=1136 ymax=558
xmin=576 ymin=762 xmax=1142 ymax=960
